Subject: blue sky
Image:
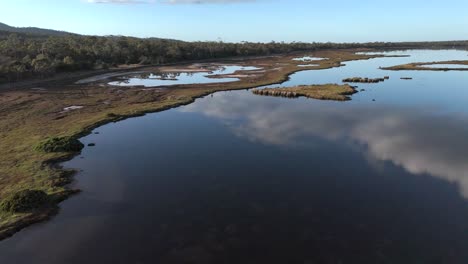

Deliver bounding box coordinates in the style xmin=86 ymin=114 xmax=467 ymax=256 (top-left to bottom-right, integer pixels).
xmin=2 ymin=0 xmax=468 ymax=42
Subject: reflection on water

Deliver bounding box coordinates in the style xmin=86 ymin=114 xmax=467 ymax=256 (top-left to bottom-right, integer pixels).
xmin=1 ymin=50 xmax=468 ymax=264
xmin=184 ymin=92 xmax=468 ymax=198
xmin=109 ymin=66 xmax=260 ymax=87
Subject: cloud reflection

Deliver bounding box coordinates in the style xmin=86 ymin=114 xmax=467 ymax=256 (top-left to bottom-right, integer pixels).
xmin=183 ymin=92 xmax=468 ymax=198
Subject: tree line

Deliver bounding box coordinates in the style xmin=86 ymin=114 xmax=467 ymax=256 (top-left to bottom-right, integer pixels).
xmin=0 ymin=30 xmax=467 ymax=83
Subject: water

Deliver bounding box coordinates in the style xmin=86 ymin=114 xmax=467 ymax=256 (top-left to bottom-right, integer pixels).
xmin=292 ymin=56 xmax=325 ymax=61
xmin=264 ymin=50 xmax=468 ymax=113
xmin=109 ymin=66 xmax=261 ymax=87
xmin=2 ymin=50 xmax=468 ymax=264
xmin=297 ymin=64 xmax=319 ymax=67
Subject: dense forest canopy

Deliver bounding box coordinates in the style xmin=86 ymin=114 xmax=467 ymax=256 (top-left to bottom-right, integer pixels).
xmin=0 ymin=29 xmax=467 ymax=83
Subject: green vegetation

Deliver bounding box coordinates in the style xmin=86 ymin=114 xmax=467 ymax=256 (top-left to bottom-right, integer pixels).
xmin=382 ymin=60 xmax=468 ymax=71
xmin=0 ymin=22 xmax=72 ymax=37
xmin=0 ymin=190 xmax=49 ymax=213
xmin=35 ymin=137 xmax=84 ymax=153
xmin=252 ymin=84 xmax=357 ymax=101
xmin=1 ymin=27 xmax=468 ymax=83
xmin=0 ymin=32 xmax=337 ymax=82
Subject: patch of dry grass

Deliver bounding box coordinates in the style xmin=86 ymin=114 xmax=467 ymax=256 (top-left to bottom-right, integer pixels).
xmin=382 ymin=60 xmax=468 ymax=71
xmin=252 ymin=84 xmax=357 ymax=101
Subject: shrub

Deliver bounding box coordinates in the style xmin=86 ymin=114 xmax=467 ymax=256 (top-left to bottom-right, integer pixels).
xmin=35 ymin=136 xmax=84 ymax=153
xmin=0 ymin=190 xmax=49 ymax=213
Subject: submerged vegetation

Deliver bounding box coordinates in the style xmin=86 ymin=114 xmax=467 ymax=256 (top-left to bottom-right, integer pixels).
xmin=252 ymin=84 xmax=357 ymax=101
xmin=382 ymin=60 xmax=468 ymax=71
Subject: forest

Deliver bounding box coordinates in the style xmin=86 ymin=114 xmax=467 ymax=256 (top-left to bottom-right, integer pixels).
xmin=1 ymin=30 xmax=467 ymax=83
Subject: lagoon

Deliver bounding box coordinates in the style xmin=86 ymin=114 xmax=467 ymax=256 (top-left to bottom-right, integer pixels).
xmin=108 ymin=66 xmax=261 ymax=87
xmin=1 ymin=50 xmax=468 ymax=264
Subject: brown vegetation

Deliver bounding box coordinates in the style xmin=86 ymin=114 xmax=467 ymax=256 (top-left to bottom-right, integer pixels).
xmin=382 ymin=60 xmax=468 ymax=71
xmin=342 ymin=77 xmax=388 ymax=83
xmin=252 ymin=84 xmax=357 ymax=101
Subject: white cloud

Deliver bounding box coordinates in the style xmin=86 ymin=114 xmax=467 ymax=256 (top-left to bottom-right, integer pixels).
xmin=183 ymin=91 xmax=468 ymax=199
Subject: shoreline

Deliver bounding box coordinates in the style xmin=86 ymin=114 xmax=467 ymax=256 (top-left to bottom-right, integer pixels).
xmin=0 ymin=49 xmax=408 ymax=240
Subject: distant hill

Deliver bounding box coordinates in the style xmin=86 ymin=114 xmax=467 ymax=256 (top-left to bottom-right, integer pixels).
xmin=0 ymin=22 xmax=75 ymax=36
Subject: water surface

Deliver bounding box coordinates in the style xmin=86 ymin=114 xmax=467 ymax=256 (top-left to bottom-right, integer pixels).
xmin=109 ymin=66 xmax=260 ymax=87
xmin=1 ymin=50 xmax=468 ymax=264
xmin=297 ymin=64 xmax=319 ymax=67
xmin=292 ymin=56 xmax=325 ymax=61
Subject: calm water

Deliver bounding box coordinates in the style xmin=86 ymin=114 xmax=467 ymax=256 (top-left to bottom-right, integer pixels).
xmin=109 ymin=66 xmax=261 ymax=87
xmin=1 ymin=50 xmax=468 ymax=264
xmin=297 ymin=64 xmax=319 ymax=67
xmin=292 ymin=56 xmax=325 ymax=61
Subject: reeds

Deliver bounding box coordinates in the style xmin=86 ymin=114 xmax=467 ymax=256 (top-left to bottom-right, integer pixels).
xmin=251 ymin=84 xmax=357 ymax=101
xmin=252 ymin=89 xmax=299 ymax=98
xmin=342 ymin=76 xmax=389 ymax=83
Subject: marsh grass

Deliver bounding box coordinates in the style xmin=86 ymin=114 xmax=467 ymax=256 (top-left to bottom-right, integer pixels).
xmin=342 ymin=77 xmax=386 ymax=83
xmin=383 ymin=60 xmax=468 ymax=71
xmin=252 ymin=84 xmax=357 ymax=101
xmin=35 ymin=137 xmax=84 ymax=153
xmin=0 ymin=190 xmax=49 ymax=213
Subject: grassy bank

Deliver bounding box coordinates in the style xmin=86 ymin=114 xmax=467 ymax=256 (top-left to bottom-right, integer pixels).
xmin=382 ymin=60 xmax=468 ymax=71
xmin=0 ymin=49 xmax=384 ymax=239
xmin=252 ymin=84 xmax=357 ymax=101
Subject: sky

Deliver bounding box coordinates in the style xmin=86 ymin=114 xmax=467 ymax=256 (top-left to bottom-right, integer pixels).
xmin=1 ymin=0 xmax=468 ymax=43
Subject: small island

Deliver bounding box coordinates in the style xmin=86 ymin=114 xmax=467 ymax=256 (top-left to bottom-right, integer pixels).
xmin=382 ymin=60 xmax=468 ymax=71
xmin=342 ymin=76 xmax=389 ymax=83
xmin=252 ymin=84 xmax=357 ymax=101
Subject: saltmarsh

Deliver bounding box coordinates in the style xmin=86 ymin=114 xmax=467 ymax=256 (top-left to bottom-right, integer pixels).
xmin=0 ymin=49 xmax=384 ymax=239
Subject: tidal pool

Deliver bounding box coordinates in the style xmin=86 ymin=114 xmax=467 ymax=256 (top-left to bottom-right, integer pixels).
xmin=292 ymin=56 xmax=325 ymax=62
xmin=1 ymin=50 xmax=468 ymax=264
xmin=109 ymin=66 xmax=261 ymax=87
xmin=297 ymin=64 xmax=319 ymax=67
